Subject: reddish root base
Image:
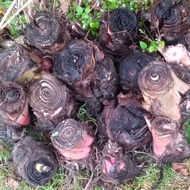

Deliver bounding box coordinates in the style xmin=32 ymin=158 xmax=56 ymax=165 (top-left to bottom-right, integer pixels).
xmin=58 ymin=132 xmax=94 ymax=160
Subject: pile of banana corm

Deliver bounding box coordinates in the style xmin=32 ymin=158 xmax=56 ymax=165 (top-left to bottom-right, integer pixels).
xmin=0 ymin=0 xmax=190 ymax=188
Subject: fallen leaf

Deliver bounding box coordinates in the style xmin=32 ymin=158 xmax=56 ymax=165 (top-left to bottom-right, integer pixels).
xmin=172 ymin=163 xmax=189 ymax=176
xmin=0 ymin=145 xmax=5 ymax=150
xmin=7 ymin=178 xmax=19 ymax=189
xmin=59 ymin=0 xmax=70 ymax=13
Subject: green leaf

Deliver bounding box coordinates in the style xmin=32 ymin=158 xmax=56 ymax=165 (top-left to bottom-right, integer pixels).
xmin=75 ymin=5 xmax=83 ymax=15
xmin=148 ymin=45 xmax=155 ymax=53
xmin=109 ymin=3 xmax=119 ymax=10
xmin=3 ymin=1 xmax=12 ymax=8
xmin=67 ymin=12 xmax=73 ymax=19
xmin=54 ymin=1 xmax=60 ymax=7
xmin=139 ymin=41 xmax=147 ymax=50
xmin=20 ymin=14 xmax=27 ymax=24
xmin=102 ymin=5 xmax=107 ymax=11
xmin=10 ymin=17 xmax=18 ymax=25
xmin=186 ymin=124 xmax=190 ymax=143
xmin=75 ymin=13 xmax=81 ymax=17
xmin=82 ymin=22 xmax=88 ymax=30
xmin=159 ymin=40 xmax=165 ymax=48
xmin=96 ymin=12 xmax=102 ymax=19
xmin=85 ymin=6 xmax=91 ymax=14
xmin=10 ymin=24 xmax=20 ymax=37
xmin=108 ymin=0 xmax=117 ymax=3
xmin=89 ymin=21 xmax=100 ymax=29
xmin=82 ymin=0 xmax=88 ymax=4
xmin=81 ymin=12 xmax=89 ymax=19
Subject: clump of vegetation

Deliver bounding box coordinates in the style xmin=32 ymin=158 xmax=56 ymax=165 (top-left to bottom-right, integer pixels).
xmin=0 ymin=0 xmax=28 ymax=37
xmin=67 ymin=0 xmax=154 ymax=37
xmin=139 ymin=40 xmax=165 ymax=53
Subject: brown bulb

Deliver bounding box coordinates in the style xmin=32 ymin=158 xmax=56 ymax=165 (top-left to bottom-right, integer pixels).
xmin=42 ymin=56 xmax=53 ymax=72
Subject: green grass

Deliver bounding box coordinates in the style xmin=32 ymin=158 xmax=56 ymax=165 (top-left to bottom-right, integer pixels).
xmin=77 ymin=103 xmax=97 ymax=123
xmin=0 ymin=136 xmax=190 ymax=190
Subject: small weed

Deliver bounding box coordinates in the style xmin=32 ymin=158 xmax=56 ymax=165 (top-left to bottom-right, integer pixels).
xmin=0 ymin=141 xmax=11 ymax=163
xmin=139 ymin=40 xmax=165 ymax=53
xmin=67 ymin=0 xmax=101 ymax=37
xmin=77 ymin=103 xmax=97 ymax=122
xmin=139 ymin=25 xmax=165 ymax=53
xmin=9 ymin=13 xmax=27 ymax=36
xmin=67 ymin=0 xmax=154 ymax=37
xmin=183 ymin=119 xmax=190 ymax=144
